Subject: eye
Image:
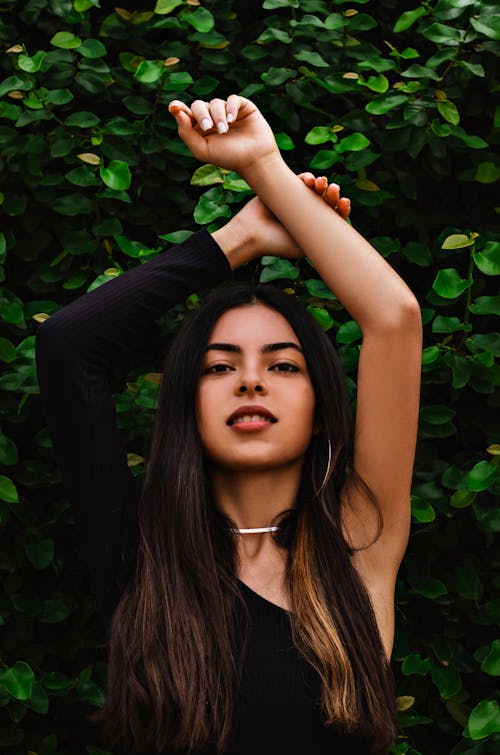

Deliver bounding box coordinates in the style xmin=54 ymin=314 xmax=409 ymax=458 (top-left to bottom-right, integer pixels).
xmin=269 ymin=362 xmax=300 ymax=372
xmin=203 ymin=363 xmax=235 ymax=374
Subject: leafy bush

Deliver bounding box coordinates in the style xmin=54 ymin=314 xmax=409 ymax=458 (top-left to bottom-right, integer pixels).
xmin=0 ymin=1 xmax=498 ymax=753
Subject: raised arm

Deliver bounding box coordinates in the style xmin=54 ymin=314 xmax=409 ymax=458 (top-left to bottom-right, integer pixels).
xmin=35 ymin=231 xmax=231 ymax=622
xmin=169 ymin=96 xmax=423 ymax=585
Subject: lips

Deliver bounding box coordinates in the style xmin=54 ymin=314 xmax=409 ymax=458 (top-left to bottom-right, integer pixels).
xmin=226 ymin=405 xmax=277 ymax=426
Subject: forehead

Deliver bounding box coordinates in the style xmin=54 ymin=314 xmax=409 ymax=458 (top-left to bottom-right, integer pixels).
xmin=208 ymin=303 xmax=299 ymax=345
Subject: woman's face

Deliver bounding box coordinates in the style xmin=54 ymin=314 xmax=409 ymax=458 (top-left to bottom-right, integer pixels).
xmin=197 ymin=303 xmax=316 ymax=473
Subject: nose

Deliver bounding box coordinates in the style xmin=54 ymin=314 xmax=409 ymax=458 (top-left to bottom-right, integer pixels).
xmin=237 ymin=382 xmax=265 ymax=394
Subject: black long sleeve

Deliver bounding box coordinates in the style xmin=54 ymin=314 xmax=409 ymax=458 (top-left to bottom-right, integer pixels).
xmin=35 ymin=229 xmax=231 ymax=621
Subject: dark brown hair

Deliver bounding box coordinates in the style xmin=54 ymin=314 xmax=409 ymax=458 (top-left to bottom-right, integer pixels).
xmin=94 ymin=283 xmax=397 ymax=754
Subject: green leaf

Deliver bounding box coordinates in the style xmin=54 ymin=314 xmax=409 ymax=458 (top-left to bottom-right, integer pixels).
xmin=25 ymin=680 xmax=49 ymax=714
xmin=336 ymin=133 xmax=370 ymax=153
xmin=450 ymin=490 xmax=476 ymax=509
xmin=393 ymin=7 xmax=427 ymax=33
xmin=411 ymin=496 xmax=436 ymax=523
xmin=275 ymin=132 xmax=295 ymax=150
xmin=468 ymin=700 xmax=500 ymax=739
xmin=260 ymin=257 xmax=299 ymax=283
xmin=0 ymin=75 xmax=33 ymax=98
xmin=307 ymin=305 xmax=333 ymax=332
xmin=0 ymin=662 xmax=34 ymax=700
xmin=402 ymin=653 xmax=429 ymax=676
xmin=432 ymin=268 xmax=472 ymax=298
xmin=190 ymin=164 xmax=223 ymax=186
xmin=420 ymin=405 xmax=456 ymax=424
xmin=481 ymin=640 xmax=500 ymax=676
xmin=18 ymin=51 xmax=47 ymax=73
xmin=100 ymin=161 xmax=132 ymax=191
xmin=470 ymin=16 xmax=500 ymax=41
xmin=412 ymin=578 xmax=448 ymax=598
xmin=45 ymin=88 xmax=73 ymax=105
xmin=430 ymin=662 xmax=462 ymax=699
xmin=50 ymin=31 xmax=82 ymax=49
xmin=459 ymin=60 xmax=485 ymax=77
xmin=401 ymin=64 xmax=440 ymax=81
xmin=423 ymin=22 xmax=464 ymax=44
xmin=0 ymin=300 xmax=24 ymax=325
xmin=263 ymin=0 xmax=299 ymax=7
xmin=159 ymin=230 xmax=194 ymax=244
xmin=87 ymin=271 xmax=121 ymax=293
xmin=450 ymin=125 xmax=488 ymax=149
xmin=134 ymin=60 xmax=164 ymax=84
xmin=184 ymin=7 xmax=215 ymax=33
xmin=473 ymin=242 xmax=500 ymax=275
xmin=305 ymin=279 xmax=335 ymax=300
xmin=437 ymin=101 xmax=460 ymax=126
xmin=466 ymin=333 xmax=500 ymax=356
xmin=78 ymin=39 xmax=107 ymax=59
xmin=336 ymin=320 xmax=362 ymax=344
xmin=0 ymin=338 xmax=18 ymax=363
xmin=40 ymin=598 xmax=72 ymax=623
xmin=464 ymin=461 xmax=499 ymax=492
xmin=366 ymin=95 xmax=407 ymax=115
xmin=0 ymin=433 xmax=18 ymax=465
xmin=475 ymin=162 xmax=500 ymax=183
xmin=310 ymin=150 xmax=339 ymax=170
xmin=65 ymin=166 xmax=99 ymax=188
xmin=42 ymin=671 xmax=75 ymax=692
xmin=422 ymin=345 xmax=440 ymax=364
xmin=441 ymin=233 xmax=475 ymax=249
xmin=470 ymin=295 xmax=500 ymax=316
xmin=361 ymin=74 xmax=389 ymax=93
xmin=65 ymin=111 xmax=100 ymax=128
xmin=25 ymin=539 xmax=55 ymax=570
xmin=154 ymin=0 xmax=183 ymax=13
xmin=193 ymin=187 xmax=231 ymax=224
xmin=294 ymin=50 xmax=329 ymax=67
xmin=432 ymin=315 xmax=463 ymax=333
xmin=0 ymin=475 xmax=19 ymax=503
xmin=74 ymin=0 xmax=100 ymax=10
xmin=52 ymin=194 xmax=94 ymax=215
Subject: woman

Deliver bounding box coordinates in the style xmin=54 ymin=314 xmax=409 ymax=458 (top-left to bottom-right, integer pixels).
xmin=35 ymin=95 xmax=422 ymax=755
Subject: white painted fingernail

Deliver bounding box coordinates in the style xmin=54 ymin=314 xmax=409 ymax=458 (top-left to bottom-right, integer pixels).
xmin=201 ymin=118 xmax=212 ymax=131
xmin=227 ymin=113 xmax=234 ymax=123
xmin=217 ymin=121 xmax=228 ymax=134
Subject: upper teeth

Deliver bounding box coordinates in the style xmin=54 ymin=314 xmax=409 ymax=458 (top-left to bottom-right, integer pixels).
xmin=232 ymin=414 xmax=272 ymax=424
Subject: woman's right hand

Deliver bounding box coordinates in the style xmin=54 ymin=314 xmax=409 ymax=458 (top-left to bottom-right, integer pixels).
xmin=168 ymin=95 xmax=281 ymax=176
xmin=212 ymin=173 xmax=351 ymax=269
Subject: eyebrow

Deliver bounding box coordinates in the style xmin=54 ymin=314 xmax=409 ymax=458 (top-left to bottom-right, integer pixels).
xmin=205 ymin=341 xmax=304 ymax=355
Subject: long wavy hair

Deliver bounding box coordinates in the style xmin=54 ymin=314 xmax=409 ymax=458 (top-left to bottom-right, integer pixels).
xmin=94 ymin=283 xmax=397 ymax=754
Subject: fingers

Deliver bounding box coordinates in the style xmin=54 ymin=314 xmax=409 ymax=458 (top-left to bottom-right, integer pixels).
xmin=336 ymin=197 xmax=351 ymax=220
xmin=297 ymin=173 xmax=351 ymax=219
xmin=169 ymin=95 xmax=254 ymax=134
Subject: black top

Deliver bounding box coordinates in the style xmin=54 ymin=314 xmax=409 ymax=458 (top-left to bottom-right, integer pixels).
xmin=35 ymin=230 xmax=372 ymax=754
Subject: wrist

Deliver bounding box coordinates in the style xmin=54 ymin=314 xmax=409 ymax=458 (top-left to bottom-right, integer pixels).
xmin=210 ymin=213 xmax=257 ymax=271
xmin=240 ymin=152 xmax=289 ymax=190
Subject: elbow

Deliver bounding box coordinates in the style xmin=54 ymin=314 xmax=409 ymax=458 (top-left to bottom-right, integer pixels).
xmin=366 ymin=295 xmax=422 ymax=339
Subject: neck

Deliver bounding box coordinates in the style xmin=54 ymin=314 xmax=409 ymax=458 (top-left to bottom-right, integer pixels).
xmin=209 ymin=462 xmax=302 ymax=530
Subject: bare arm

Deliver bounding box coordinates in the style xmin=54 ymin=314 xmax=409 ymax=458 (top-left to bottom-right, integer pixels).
xmin=169 ymin=95 xmax=423 ymax=578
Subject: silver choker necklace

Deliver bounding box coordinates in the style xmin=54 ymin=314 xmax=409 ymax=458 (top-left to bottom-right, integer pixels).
xmin=229 ymin=526 xmax=280 ymax=534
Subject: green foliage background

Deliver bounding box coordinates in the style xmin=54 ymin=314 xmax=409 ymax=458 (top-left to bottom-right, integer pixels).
xmin=0 ymin=0 xmax=499 ymax=753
